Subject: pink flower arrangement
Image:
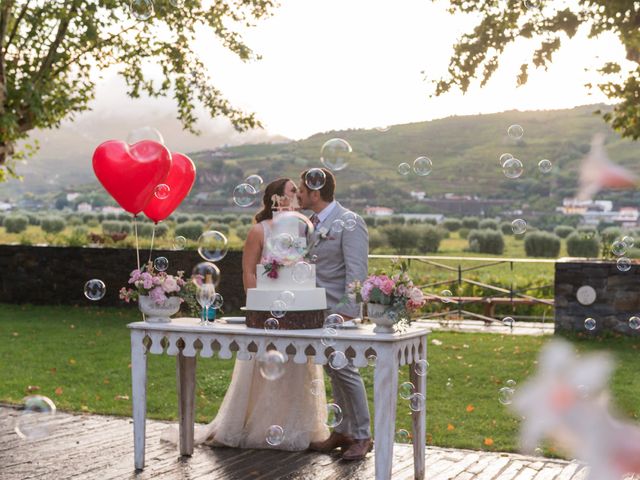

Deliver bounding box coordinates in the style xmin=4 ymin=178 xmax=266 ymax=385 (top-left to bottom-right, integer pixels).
xmin=261 ymin=255 xmax=285 ymax=279
xmin=119 ymin=262 xmax=187 ymax=305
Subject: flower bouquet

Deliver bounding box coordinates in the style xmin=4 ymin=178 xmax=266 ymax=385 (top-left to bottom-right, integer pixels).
xmin=349 ymin=260 xmax=425 ymax=333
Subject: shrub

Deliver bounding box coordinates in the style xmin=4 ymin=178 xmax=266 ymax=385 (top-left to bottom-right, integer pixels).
xmin=600 ymin=227 xmax=622 ymax=243
xmin=104 ymin=212 xmax=117 ymax=220
xmin=390 ymin=216 xmax=405 ymax=225
xmin=553 ymin=225 xmax=575 ymax=239
xmin=423 ymin=218 xmax=437 ymax=225
xmin=176 ymin=214 xmax=191 ymax=224
xmin=4 ymin=214 xmax=29 ymax=233
xmin=117 ymin=212 xmax=130 ymax=221
xmin=67 ymin=226 xmax=89 ymax=247
xmin=467 ymin=229 xmax=504 ymax=255
xmin=416 ymin=225 xmax=444 ymax=253
xmin=239 ymin=215 xmax=253 ymax=225
xmin=462 ymin=216 xmax=479 ymax=229
xmin=81 ymin=213 xmax=97 ymax=224
xmin=0 ymin=213 xmax=5 ymax=226
xmin=41 ymin=216 xmax=66 ymax=234
xmin=443 ymin=219 xmax=462 ymax=231
xmin=102 ymin=220 xmax=132 ymax=235
xmin=382 ymin=225 xmax=417 ymax=253
xmin=207 ymin=222 xmax=230 ymax=235
xmin=235 ymin=224 xmax=251 ymax=241
xmin=363 ymin=216 xmax=376 ymax=227
xmin=376 ymin=217 xmax=391 ymax=226
xmin=407 ymin=218 xmax=423 ymax=225
xmin=458 ymin=227 xmax=470 ymax=239
xmin=175 ymin=221 xmax=205 ymax=240
xmin=66 ymin=215 xmax=82 ymax=226
xmin=137 ymin=223 xmax=170 ymax=237
xmin=500 ymin=222 xmax=513 ymax=235
xmin=368 ymin=228 xmax=386 ymax=251
xmin=221 ymin=214 xmax=237 ymax=224
xmin=524 ymin=231 xmax=561 ymax=258
xmin=479 ymin=218 xmax=499 ymax=230
xmin=566 ymin=232 xmax=600 ymax=257
xmin=96 ymin=213 xmax=105 ymax=222
xmin=192 ymin=214 xmax=206 ymax=223
xmin=86 ymin=219 xmax=100 ymax=228
xmin=26 ymin=213 xmax=41 ymax=226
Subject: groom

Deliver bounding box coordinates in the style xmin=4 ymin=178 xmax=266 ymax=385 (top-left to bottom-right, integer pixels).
xmin=297 ymin=168 xmax=373 ymax=461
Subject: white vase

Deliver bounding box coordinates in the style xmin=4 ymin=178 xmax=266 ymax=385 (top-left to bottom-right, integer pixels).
xmin=367 ymin=303 xmax=395 ymax=333
xmin=138 ymin=295 xmax=181 ymax=323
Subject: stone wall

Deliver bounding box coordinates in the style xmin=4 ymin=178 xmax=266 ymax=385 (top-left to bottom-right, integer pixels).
xmin=0 ymin=245 xmax=245 ymax=312
xmin=555 ymin=259 xmax=640 ymax=335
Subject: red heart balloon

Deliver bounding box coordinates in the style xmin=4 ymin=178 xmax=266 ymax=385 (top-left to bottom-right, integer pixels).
xmin=143 ymin=152 xmax=197 ymax=223
xmin=92 ymin=140 xmax=172 ymax=215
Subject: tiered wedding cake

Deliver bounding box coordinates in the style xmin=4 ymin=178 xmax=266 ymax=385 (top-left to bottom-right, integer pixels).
xmin=245 ymin=200 xmax=327 ymax=329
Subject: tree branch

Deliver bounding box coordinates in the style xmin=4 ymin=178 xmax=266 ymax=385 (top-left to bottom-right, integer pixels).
xmin=34 ymin=0 xmax=78 ymax=84
xmin=6 ymin=0 xmax=29 ymax=49
xmin=0 ymin=0 xmax=14 ymax=108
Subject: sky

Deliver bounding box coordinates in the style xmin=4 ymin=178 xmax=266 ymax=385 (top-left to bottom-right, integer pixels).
xmin=89 ymin=0 xmax=628 ymax=141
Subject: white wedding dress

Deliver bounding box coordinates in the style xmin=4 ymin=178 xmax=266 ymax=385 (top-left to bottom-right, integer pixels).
xmin=162 ymin=220 xmax=329 ymax=451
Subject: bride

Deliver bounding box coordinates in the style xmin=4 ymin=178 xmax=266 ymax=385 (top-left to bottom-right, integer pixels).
xmin=183 ymin=178 xmax=329 ymax=450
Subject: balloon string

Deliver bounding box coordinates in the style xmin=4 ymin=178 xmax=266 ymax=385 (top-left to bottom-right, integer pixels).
xmin=133 ymin=215 xmax=141 ymax=271
xmin=148 ymin=224 xmax=156 ymax=263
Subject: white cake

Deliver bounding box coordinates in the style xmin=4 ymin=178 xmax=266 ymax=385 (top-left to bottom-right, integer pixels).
xmin=246 ymin=211 xmax=327 ymax=312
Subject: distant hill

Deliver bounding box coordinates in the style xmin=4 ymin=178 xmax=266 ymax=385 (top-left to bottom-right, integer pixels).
xmin=5 ymin=104 xmax=640 ymax=216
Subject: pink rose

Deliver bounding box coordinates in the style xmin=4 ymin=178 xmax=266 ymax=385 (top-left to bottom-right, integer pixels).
xmin=150 ymin=286 xmax=167 ymax=304
xmin=129 ymin=269 xmax=142 ymax=284
xmin=140 ymin=272 xmax=154 ymax=290
xmin=162 ymin=276 xmax=179 ymax=293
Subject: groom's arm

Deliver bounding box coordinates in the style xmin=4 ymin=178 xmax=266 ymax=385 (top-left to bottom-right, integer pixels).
xmin=338 ymin=215 xmax=368 ymax=318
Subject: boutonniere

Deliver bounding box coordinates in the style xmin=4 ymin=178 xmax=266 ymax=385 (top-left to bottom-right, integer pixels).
xmin=318 ymin=227 xmax=330 ymax=239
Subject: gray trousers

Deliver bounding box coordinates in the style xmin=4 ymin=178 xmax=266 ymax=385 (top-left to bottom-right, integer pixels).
xmin=324 ymin=362 xmax=371 ymax=439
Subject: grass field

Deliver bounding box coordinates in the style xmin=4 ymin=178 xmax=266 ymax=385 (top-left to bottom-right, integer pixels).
xmin=2 ymin=303 xmax=639 ymax=455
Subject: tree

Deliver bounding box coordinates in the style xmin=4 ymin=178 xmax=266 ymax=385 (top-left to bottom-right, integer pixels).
xmin=0 ymin=0 xmax=276 ymax=181
xmin=430 ymin=1 xmax=640 ymax=140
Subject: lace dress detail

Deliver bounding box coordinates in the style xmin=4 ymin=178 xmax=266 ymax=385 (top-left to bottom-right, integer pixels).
xmin=162 ymin=220 xmax=329 ymax=451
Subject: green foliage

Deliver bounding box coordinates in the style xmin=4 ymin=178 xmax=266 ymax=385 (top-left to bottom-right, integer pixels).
xmin=102 ymin=220 xmax=131 ymax=235
xmin=235 ymin=224 xmax=251 ymax=241
xmin=66 ymin=226 xmax=89 ymax=247
xmin=0 ymin=213 xmax=5 ymax=226
xmin=26 ymin=212 xmax=40 ymax=226
xmin=376 ymin=217 xmax=391 ymax=226
xmin=221 ymin=214 xmax=237 ymax=224
xmin=368 ymin=228 xmax=386 ymax=251
xmin=192 ymin=214 xmax=206 ymax=223
xmin=433 ymin=1 xmax=640 ymax=140
xmin=566 ymin=231 xmax=600 ymax=258
xmin=462 ymin=217 xmax=479 ymax=229
xmin=176 ymin=214 xmax=191 ymax=224
xmin=500 ymin=222 xmax=513 ymax=235
xmin=416 ymin=225 xmax=445 ymax=253
xmin=458 ymin=227 xmax=470 ymax=239
xmin=81 ymin=213 xmax=97 ymax=224
xmin=468 ymin=229 xmax=505 ymax=255
xmin=390 ymin=216 xmax=405 ymax=225
xmin=238 ymin=215 xmax=253 ymax=225
xmin=40 ymin=216 xmax=66 ymax=234
xmin=524 ymin=231 xmax=561 ymax=258
xmin=66 ymin=215 xmax=82 ymax=226
xmin=207 ymin=222 xmax=230 ymax=235
xmin=479 ymin=218 xmax=498 ymax=230
xmin=137 ymin=223 xmax=169 ymax=238
xmin=381 ymin=225 xmax=419 ymax=253
xmin=553 ymin=225 xmax=575 ymax=239
xmin=443 ymin=218 xmax=462 ymax=231
xmin=363 ymin=216 xmax=376 ymax=227
xmin=175 ymin=221 xmax=205 ymax=241
xmin=4 ymin=214 xmax=28 ymax=233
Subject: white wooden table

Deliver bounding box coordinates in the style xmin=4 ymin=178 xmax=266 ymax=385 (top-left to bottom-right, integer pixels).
xmin=128 ymin=318 xmax=429 ymax=480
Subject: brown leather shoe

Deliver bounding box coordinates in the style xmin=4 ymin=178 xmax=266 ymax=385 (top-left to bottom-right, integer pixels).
xmin=308 ymin=431 xmax=355 ymax=453
xmin=341 ymin=438 xmax=373 ymax=461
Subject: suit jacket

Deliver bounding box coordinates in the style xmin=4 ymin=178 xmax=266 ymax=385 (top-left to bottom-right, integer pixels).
xmin=308 ymin=202 xmax=368 ymax=318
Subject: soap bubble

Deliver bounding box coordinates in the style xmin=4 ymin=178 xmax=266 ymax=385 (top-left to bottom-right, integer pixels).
xmin=331 ymin=219 xmax=345 ymax=233
xmin=446 ymin=378 xmax=453 ymax=390
xmin=270 ymin=300 xmax=287 ymax=319
xmin=395 ymin=429 xmax=411 ymax=443
xmin=414 ymin=359 xmax=428 ymax=377
xmin=266 ymin=425 xmax=285 ymax=446
xmin=611 ymin=240 xmax=627 ymax=257
xmin=367 ymin=354 xmax=377 ymax=367
xmin=409 ymin=393 xmax=425 ymax=412
xmin=305 ymin=168 xmax=326 ymax=190
xmin=84 ymin=279 xmax=106 ymax=301
xmin=320 ymin=138 xmax=352 ymax=172
xmin=623 ymin=236 xmax=635 ymax=248
xmin=629 ymin=316 xmax=640 ymax=330
xmin=269 ymin=211 xmax=315 ymax=260
xmin=310 ymin=379 xmax=324 ymax=396
xmin=14 ymin=396 xmax=57 ymax=440
xmin=126 ymin=125 xmax=163 ymax=146
xmin=399 ymin=381 xmax=415 ymax=400
xmin=130 ymin=0 xmax=154 ymax=20
xmin=376 ymin=125 xmax=391 ymax=132
xmin=502 ymin=316 xmax=515 ymax=328
xmin=198 ymin=231 xmax=229 ymax=263
xmin=538 ymin=159 xmax=552 ymax=173
xmin=511 ymin=219 xmax=527 ymax=235
xmin=259 ymin=350 xmax=286 ymax=381
xmin=264 ymin=317 xmax=279 ymax=332
xmin=523 ymin=0 xmax=544 ymax=9
xmin=506 ymin=379 xmax=517 ymax=388
xmin=413 ymin=156 xmax=433 ymax=176
xmin=153 ymin=184 xmax=170 ymax=200
xmin=617 ymin=257 xmax=632 ymax=272
xmin=584 ymin=317 xmax=596 ymax=331
xmin=326 ymin=403 xmax=343 ymax=428
xmin=153 ymin=256 xmax=168 ymax=272
xmin=169 ymin=0 xmax=185 ymax=7
xmin=244 ymin=174 xmax=264 ymax=191
xmin=173 ymin=235 xmax=187 ymax=250
xmin=292 ymin=261 xmax=313 ymax=284
xmin=499 ymin=153 xmax=513 ymax=166
xmin=278 ymin=290 xmax=295 ymax=306
xmin=324 ymin=314 xmax=345 ymax=329
xmin=328 ymin=351 xmax=348 ymax=370
xmin=233 ymin=183 xmax=258 ymax=207
xmin=440 ymin=290 xmax=453 ymax=303
xmin=321 ymin=327 xmax=337 ymax=347
xmin=507 ymin=124 xmax=524 ymax=139
xmin=498 ymin=387 xmax=515 ymax=405
xmin=212 ymin=293 xmax=224 ymax=309
xmin=341 ymin=212 xmax=358 ymax=231
xmin=503 ymin=157 xmax=524 ymax=179
xmin=397 ymin=163 xmax=411 ymax=176
xmin=191 ymin=262 xmax=221 ymax=287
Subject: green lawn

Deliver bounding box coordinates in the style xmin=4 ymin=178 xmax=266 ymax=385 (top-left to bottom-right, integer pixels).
xmin=2 ymin=303 xmax=639 ymax=455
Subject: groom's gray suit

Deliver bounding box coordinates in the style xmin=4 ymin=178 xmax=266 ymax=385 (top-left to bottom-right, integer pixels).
xmin=309 ymin=201 xmax=371 ymax=440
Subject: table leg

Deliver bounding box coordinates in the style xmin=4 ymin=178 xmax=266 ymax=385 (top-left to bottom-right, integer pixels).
xmin=131 ymin=330 xmax=148 ymax=470
xmin=373 ymin=344 xmax=399 ymax=480
xmin=409 ymin=337 xmax=427 ymax=480
xmin=177 ymin=351 xmax=197 ymax=456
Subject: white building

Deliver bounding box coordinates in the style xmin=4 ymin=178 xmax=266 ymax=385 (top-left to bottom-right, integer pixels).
xmin=0 ymin=202 xmax=12 ymax=211
xmin=364 ymin=206 xmax=394 ymax=216
xmin=66 ymin=193 xmax=80 ymax=202
xmin=77 ymin=202 xmax=92 ymax=212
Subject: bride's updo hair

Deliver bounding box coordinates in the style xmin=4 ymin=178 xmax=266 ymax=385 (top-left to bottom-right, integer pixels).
xmin=254 ymin=177 xmax=292 ymax=223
